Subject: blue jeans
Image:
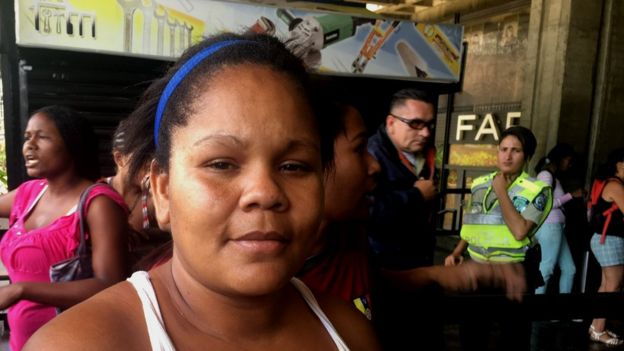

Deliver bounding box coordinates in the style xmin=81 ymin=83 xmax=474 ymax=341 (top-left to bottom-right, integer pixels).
xmin=535 ymin=223 xmax=576 ymax=294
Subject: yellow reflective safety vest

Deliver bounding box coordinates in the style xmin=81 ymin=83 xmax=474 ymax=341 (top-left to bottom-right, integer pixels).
xmin=460 ymin=171 xmax=552 ymax=263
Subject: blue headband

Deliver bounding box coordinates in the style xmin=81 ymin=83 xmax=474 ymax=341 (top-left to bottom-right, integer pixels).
xmin=154 ymin=39 xmax=250 ymax=147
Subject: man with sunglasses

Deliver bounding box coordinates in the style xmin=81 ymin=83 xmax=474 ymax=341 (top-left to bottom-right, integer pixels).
xmin=367 ymin=88 xmax=441 ymax=350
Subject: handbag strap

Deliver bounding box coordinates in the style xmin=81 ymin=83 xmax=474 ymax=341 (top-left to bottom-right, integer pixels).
xmin=75 ymin=183 xmax=105 ymax=256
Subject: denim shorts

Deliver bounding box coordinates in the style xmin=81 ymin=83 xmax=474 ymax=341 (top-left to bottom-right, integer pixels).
xmin=590 ymin=233 xmax=624 ymax=267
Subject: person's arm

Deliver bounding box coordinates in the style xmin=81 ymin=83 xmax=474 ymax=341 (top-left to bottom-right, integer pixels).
xmin=367 ymin=141 xmax=436 ymax=224
xmin=0 ymin=195 xmax=128 ymax=310
xmin=0 ymin=189 xmax=17 ymax=218
xmin=536 ymin=171 xmax=579 ymax=209
xmin=381 ymin=261 xmax=526 ymax=301
xmin=604 ymin=180 xmax=624 ymax=215
xmin=372 ymin=187 xmax=423 ymax=220
xmin=492 ymin=174 xmax=536 ymax=240
xmin=444 ymin=239 xmax=468 ymax=266
xmin=371 ymin=185 xmax=430 ymax=225
xmin=554 ymin=191 xmax=574 ymax=209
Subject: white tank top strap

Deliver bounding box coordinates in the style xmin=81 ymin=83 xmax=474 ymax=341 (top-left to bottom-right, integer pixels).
xmin=127 ymin=273 xmax=348 ymax=351
xmin=290 ymin=277 xmax=350 ymax=351
xmin=23 ymin=184 xmax=48 ymax=216
xmin=127 ymin=271 xmax=176 ymax=351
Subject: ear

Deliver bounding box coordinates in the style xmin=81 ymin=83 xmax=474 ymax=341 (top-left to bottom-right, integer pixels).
xmin=385 ymin=114 xmax=394 ymax=128
xmin=385 ymin=115 xmax=397 ymax=133
xmin=150 ymin=159 xmax=171 ymax=229
xmin=112 ymin=150 xmax=125 ymax=168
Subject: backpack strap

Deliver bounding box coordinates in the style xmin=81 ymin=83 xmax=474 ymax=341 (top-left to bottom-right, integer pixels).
xmin=600 ymin=203 xmax=620 ymax=244
xmin=597 ymin=178 xmax=623 ymax=244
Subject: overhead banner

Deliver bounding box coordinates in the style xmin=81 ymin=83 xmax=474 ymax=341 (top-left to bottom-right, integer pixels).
xmin=15 ymin=0 xmax=464 ymax=82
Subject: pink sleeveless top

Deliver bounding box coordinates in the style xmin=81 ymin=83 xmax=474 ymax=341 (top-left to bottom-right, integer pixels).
xmin=0 ymin=179 xmax=127 ymax=350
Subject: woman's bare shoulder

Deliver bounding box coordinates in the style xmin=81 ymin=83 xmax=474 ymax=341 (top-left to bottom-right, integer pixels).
xmin=24 ymin=281 xmax=148 ymax=351
xmin=605 ymin=179 xmax=624 ymax=194
xmin=314 ymin=291 xmax=382 ymax=351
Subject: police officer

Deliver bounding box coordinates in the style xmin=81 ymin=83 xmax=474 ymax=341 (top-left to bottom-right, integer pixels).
xmin=446 ymin=126 xmax=551 ymax=272
xmin=445 ymin=126 xmax=552 ymax=351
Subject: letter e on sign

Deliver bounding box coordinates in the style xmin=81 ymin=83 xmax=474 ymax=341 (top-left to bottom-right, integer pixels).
xmin=506 ymin=112 xmax=521 ymax=129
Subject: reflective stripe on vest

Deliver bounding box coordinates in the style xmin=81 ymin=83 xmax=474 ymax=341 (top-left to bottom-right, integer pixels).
xmin=460 ymin=171 xmax=552 ymax=262
xmin=467 ymin=245 xmax=529 ymax=263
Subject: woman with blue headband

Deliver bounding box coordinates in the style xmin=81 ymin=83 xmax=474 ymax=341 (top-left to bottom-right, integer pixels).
xmin=25 ymin=33 xmax=381 ymax=351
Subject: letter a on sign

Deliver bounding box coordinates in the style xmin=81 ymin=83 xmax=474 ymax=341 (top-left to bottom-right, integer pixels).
xmin=475 ymin=114 xmax=500 ymax=141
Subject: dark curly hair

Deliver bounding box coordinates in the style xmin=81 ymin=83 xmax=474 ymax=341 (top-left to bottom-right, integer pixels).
xmin=596 ymin=147 xmax=624 ymax=180
xmin=32 ymin=105 xmax=100 ymax=180
xmin=534 ymin=143 xmax=576 ymax=174
xmin=111 ymin=118 xmax=129 ymax=152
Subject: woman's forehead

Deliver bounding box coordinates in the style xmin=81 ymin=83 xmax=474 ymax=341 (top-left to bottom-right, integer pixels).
xmin=172 ymin=84 xmax=316 ymax=148
xmin=172 ymin=114 xmax=319 ymax=149
xmin=500 ymin=135 xmax=522 ymax=147
xmin=189 ymin=68 xmax=311 ymax=121
xmin=27 ymin=112 xmax=57 ymax=131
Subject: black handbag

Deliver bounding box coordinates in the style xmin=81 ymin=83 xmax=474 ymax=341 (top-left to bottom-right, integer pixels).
xmin=49 ymin=184 xmax=100 ymax=283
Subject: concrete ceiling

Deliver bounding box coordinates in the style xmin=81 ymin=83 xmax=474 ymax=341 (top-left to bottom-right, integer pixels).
xmin=251 ymin=0 xmax=524 ymax=23
xmin=347 ymin=0 xmax=519 ymax=21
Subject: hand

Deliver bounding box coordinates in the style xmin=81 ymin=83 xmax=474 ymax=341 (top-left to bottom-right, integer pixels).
xmin=465 ymin=262 xmax=526 ymax=302
xmin=0 ymin=283 xmax=23 ymax=310
xmin=414 ymin=178 xmax=437 ymax=201
xmin=284 ymin=17 xmax=323 ymax=58
xmin=492 ymin=173 xmax=510 ymax=195
xmin=571 ymin=188 xmax=584 ymax=198
xmin=444 ymin=254 xmax=463 ymax=266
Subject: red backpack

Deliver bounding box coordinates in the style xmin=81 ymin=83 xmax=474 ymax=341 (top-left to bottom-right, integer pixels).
xmin=588 ymin=178 xmax=621 ymax=244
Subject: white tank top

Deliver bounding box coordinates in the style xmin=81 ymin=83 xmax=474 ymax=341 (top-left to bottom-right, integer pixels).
xmin=127 ymin=271 xmax=350 ymax=351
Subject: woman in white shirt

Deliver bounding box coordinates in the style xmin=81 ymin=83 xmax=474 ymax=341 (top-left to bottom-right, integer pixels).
xmin=533 ymin=143 xmax=583 ymax=294
xmin=25 ymin=33 xmax=380 ymax=351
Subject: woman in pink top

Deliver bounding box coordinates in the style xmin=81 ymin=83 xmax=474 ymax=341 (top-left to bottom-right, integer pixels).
xmin=0 ymin=105 xmax=129 ymax=350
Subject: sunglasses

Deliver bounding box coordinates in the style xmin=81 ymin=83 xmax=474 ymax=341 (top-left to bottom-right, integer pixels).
xmin=390 ymin=113 xmax=435 ymax=131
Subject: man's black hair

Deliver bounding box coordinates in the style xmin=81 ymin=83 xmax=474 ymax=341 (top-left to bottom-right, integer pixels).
xmin=389 ymin=88 xmax=437 ymax=112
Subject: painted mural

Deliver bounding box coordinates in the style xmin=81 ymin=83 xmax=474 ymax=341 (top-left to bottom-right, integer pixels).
xmin=15 ymin=0 xmax=464 ymax=82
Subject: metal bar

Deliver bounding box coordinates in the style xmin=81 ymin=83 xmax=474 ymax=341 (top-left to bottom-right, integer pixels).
xmin=580 ymin=250 xmax=590 ymax=294
xmin=433 ymin=292 xmax=624 ymax=322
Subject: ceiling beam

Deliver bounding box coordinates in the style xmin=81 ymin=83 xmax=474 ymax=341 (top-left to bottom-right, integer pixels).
xmin=411 ymin=0 xmax=517 ymax=22
xmin=376 ymin=4 xmax=436 ymax=17
xmin=345 ymin=0 xmax=434 ymax=6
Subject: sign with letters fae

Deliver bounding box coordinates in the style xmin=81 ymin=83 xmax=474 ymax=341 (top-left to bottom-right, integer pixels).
xmin=451 ymin=111 xmax=521 ymax=144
